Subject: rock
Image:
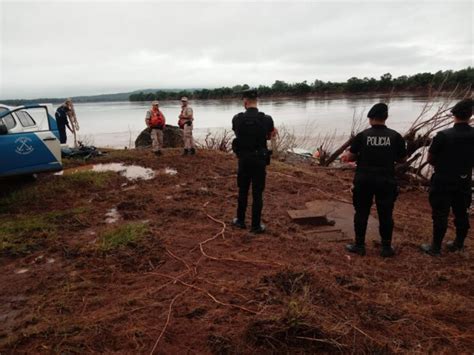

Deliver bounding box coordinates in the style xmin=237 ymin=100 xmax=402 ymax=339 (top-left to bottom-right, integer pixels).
xmin=135 ymin=125 xmax=184 ymax=149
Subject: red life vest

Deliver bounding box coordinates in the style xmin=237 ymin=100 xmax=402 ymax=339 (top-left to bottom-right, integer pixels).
xmin=178 ymin=107 xmax=192 ymax=129
xmin=150 ymin=110 xmax=165 ymax=128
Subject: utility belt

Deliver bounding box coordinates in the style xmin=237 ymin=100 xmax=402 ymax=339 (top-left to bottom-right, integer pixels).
xmin=233 ymin=141 xmax=271 ymax=165
xmin=179 ymin=120 xmax=192 ymax=129
xmin=354 ymin=169 xmax=396 ymax=186
xmin=431 ymin=173 xmax=472 ymax=192
xmin=357 ymin=165 xmax=394 ymax=174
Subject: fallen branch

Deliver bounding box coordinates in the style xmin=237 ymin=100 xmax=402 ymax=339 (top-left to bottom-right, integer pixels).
xmin=152 ymin=271 xmax=258 ymax=314
xmin=150 ymin=290 xmax=187 ymax=354
xmin=201 ymin=202 xmax=283 ymax=267
xmin=166 ymin=248 xmax=194 ymax=277
xmin=322 ymin=136 xmax=354 ymax=167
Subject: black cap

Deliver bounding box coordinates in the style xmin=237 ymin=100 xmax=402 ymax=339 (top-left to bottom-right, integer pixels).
xmin=241 ymin=88 xmax=258 ymax=99
xmin=367 ymin=103 xmax=388 ymax=120
xmin=451 ymin=98 xmax=473 ymax=121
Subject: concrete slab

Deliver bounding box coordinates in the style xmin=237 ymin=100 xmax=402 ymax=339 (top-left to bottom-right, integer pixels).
xmin=287 ymin=209 xmax=334 ymax=226
xmin=304 ymin=199 xmax=380 ymax=242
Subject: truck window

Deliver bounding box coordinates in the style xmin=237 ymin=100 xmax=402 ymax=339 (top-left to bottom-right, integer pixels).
xmin=0 ymin=108 xmax=17 ymax=130
xmin=17 ymin=111 xmax=37 ymax=127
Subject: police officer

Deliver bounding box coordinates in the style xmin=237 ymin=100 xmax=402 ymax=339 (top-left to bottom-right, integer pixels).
xmin=231 ymin=89 xmax=274 ymax=234
xmin=343 ymin=103 xmax=407 ymax=257
xmin=421 ymin=98 xmax=473 ymax=256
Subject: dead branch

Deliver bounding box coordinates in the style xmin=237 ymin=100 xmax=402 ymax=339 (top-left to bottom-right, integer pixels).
xmin=199 ymin=129 xmax=233 ymax=152
xmin=166 ymin=248 xmax=194 ymax=277
xmin=320 ymin=109 xmax=367 ymax=166
xmin=150 ymin=290 xmax=187 ymax=354
xmin=151 ymin=271 xmax=258 ymax=314
xmin=201 ymin=205 xmax=283 ymax=267
xmin=322 ymin=136 xmax=354 ymax=167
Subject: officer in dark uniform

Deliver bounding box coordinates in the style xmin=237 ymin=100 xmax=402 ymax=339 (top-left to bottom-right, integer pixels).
xmin=55 ymin=103 xmax=72 ymax=144
xmin=343 ymin=103 xmax=407 ymax=257
xmin=421 ymin=98 xmax=473 ymax=256
xmin=231 ymin=89 xmax=274 ymax=234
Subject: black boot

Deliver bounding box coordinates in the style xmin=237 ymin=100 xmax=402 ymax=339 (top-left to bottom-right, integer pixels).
xmin=154 ymin=150 xmax=162 ymax=156
xmin=446 ymin=240 xmax=465 ymax=252
xmin=380 ymin=240 xmax=395 ymax=258
xmin=190 ymin=148 xmax=196 ymax=155
xmin=250 ymin=224 xmax=266 ymax=234
xmin=183 ymin=149 xmax=189 ymax=156
xmin=231 ymin=218 xmax=246 ymax=229
xmin=345 ymin=243 xmax=366 ymax=256
xmin=420 ymin=243 xmax=441 ymax=256
xmin=380 ymin=246 xmax=395 ymax=258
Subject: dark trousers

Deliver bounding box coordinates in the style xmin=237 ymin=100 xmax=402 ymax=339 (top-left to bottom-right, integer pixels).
xmin=57 ymin=118 xmax=67 ymax=144
xmin=429 ymin=186 xmax=471 ymax=250
xmin=236 ymin=155 xmax=267 ymax=228
xmin=353 ymin=178 xmax=398 ymax=246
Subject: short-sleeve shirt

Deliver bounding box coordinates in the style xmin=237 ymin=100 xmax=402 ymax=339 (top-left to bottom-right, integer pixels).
xmin=181 ymin=107 xmax=193 ymax=119
xmin=350 ymin=125 xmax=406 ymax=177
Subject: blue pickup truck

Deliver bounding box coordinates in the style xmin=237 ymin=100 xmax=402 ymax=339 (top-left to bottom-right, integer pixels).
xmin=0 ymin=104 xmax=62 ymax=177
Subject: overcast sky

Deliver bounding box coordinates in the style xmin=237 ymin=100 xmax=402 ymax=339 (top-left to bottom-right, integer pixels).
xmin=0 ymin=0 xmax=472 ymax=99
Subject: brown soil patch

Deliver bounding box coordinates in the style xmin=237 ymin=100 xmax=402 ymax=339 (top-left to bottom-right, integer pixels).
xmin=0 ymin=148 xmax=473 ymax=353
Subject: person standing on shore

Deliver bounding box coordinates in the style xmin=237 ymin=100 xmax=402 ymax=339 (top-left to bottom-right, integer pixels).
xmin=55 ymin=98 xmax=79 ymax=145
xmin=145 ymin=101 xmax=166 ymax=156
xmin=231 ymin=89 xmax=274 ymax=234
xmin=421 ymin=99 xmax=473 ymax=256
xmin=342 ymin=103 xmax=407 ymax=257
xmin=178 ymin=97 xmax=195 ymax=155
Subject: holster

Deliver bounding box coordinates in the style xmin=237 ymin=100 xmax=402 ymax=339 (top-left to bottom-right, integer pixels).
xmin=232 ymin=138 xmax=240 ymax=156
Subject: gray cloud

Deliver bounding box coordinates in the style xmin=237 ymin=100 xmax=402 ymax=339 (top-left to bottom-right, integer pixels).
xmin=1 ymin=0 xmax=472 ymax=99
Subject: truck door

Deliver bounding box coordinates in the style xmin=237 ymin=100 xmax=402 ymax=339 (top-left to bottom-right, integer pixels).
xmin=0 ymin=105 xmax=62 ymax=177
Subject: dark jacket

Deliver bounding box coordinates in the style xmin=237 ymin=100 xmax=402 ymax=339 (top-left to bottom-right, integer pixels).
xmin=350 ymin=125 xmax=407 ymax=180
xmin=429 ymin=122 xmax=474 ymax=187
xmin=232 ymin=108 xmax=274 ymax=156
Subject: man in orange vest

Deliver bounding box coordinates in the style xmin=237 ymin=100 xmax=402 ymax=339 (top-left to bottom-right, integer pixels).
xmin=178 ymin=97 xmax=195 ymax=155
xmin=145 ymin=101 xmax=166 ymax=156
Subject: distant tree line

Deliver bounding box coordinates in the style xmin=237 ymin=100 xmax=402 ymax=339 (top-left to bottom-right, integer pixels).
xmin=129 ymin=67 xmax=473 ymax=101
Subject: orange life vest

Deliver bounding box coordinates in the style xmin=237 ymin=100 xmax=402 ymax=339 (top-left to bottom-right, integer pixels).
xmin=150 ymin=110 xmax=165 ymax=128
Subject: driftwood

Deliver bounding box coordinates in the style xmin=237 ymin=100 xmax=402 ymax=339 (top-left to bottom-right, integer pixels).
xmin=321 ymin=136 xmax=354 ymax=166
xmin=321 ymin=79 xmax=472 ymax=181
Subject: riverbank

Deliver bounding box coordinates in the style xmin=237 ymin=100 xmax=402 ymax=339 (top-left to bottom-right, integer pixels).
xmin=3 ymin=89 xmax=470 ymax=107
xmin=129 ymin=90 xmax=467 ymax=104
xmin=1 ymin=149 xmax=473 ymax=353
xmin=48 ymin=95 xmax=459 ymax=150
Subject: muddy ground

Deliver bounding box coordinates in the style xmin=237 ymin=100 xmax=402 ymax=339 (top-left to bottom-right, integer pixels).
xmin=0 ymin=149 xmax=473 ymax=354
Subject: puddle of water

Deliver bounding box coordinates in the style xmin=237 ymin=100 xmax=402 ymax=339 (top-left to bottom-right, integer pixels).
xmin=93 ymin=163 xmax=155 ymax=181
xmin=47 ymin=258 xmax=55 ymax=264
xmin=105 ymin=208 xmax=121 ymax=224
xmin=14 ymin=268 xmax=29 ymax=274
xmin=164 ymin=167 xmax=178 ymax=176
xmin=59 ymin=163 xmax=155 ymax=181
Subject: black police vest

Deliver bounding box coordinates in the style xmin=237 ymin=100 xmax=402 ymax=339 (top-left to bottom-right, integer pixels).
xmin=433 ymin=123 xmax=474 ymax=183
xmin=234 ymin=111 xmax=268 ymax=153
xmin=356 ymin=126 xmax=401 ymax=176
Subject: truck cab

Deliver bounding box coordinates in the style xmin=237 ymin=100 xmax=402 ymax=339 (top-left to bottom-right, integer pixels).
xmin=0 ymin=104 xmax=62 ymax=177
